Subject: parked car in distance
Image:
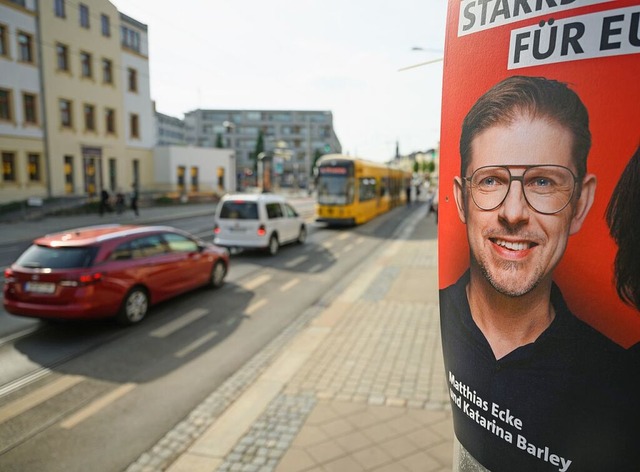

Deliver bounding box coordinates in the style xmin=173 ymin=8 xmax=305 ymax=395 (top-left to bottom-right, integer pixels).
xmin=213 ymin=193 xmax=306 ymax=255
xmin=3 ymin=225 xmax=229 ymax=326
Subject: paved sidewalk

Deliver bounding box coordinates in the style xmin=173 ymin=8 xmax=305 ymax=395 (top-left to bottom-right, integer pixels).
xmin=128 ymin=201 xmax=453 ymax=472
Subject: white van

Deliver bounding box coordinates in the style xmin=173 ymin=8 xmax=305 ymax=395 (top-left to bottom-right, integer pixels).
xmin=213 ymin=193 xmax=307 ymax=255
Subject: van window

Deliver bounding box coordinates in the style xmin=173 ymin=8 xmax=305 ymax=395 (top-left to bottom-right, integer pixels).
xmin=284 ymin=204 xmax=298 ymax=218
xmin=266 ymin=202 xmax=283 ymax=219
xmin=219 ymin=201 xmax=259 ymax=220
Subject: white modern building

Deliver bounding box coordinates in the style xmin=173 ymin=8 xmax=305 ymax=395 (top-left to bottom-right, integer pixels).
xmin=153 ymin=146 xmax=236 ymax=195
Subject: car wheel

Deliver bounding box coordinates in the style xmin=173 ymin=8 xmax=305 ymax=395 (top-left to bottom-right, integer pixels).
xmin=116 ymin=287 xmax=149 ymax=325
xmin=209 ymin=260 xmax=226 ymax=288
xmin=297 ymin=226 xmax=307 ymax=244
xmin=268 ymin=234 xmax=279 ymax=256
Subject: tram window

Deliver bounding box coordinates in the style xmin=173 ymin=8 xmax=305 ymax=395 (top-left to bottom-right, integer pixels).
xmin=317 ymin=174 xmax=354 ymax=205
xmin=358 ymin=178 xmax=377 ymax=202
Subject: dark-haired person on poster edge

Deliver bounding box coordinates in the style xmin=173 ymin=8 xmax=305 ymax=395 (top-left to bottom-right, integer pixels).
xmin=606 ymin=143 xmax=640 ymax=362
xmin=440 ymin=76 xmax=640 ymax=471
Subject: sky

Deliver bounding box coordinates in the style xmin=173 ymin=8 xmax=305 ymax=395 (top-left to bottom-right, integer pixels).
xmin=111 ymin=0 xmax=448 ymax=162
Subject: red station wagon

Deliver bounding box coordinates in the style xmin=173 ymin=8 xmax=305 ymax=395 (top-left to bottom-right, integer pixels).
xmin=3 ymin=225 xmax=229 ymax=325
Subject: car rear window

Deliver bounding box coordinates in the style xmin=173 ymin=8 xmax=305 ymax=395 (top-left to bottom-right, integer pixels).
xmin=219 ymin=201 xmax=258 ymax=220
xmin=15 ymin=245 xmax=98 ymax=269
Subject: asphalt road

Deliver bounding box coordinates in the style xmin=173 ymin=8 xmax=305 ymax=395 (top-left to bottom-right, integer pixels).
xmin=0 ymin=202 xmax=418 ymax=471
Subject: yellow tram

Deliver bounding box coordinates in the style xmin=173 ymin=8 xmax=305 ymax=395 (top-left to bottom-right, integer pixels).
xmin=315 ymin=154 xmax=410 ymax=226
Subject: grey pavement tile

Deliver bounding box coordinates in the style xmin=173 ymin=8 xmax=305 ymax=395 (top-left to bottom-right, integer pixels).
xmin=427 ymin=442 xmax=454 ymax=467
xmin=379 ymin=436 xmax=422 ymax=460
xmin=399 ymin=451 xmax=445 ymax=472
xmin=322 ymin=455 xmax=367 ymax=472
xmin=319 ymin=417 xmax=355 ymax=437
xmin=352 ymin=446 xmax=394 ymax=470
xmin=275 ymin=449 xmax=317 ymax=472
xmin=361 ymin=422 xmax=403 ymax=444
xmin=332 ymin=430 xmax=373 ymax=453
xmin=291 ymin=425 xmax=330 ymax=448
xmin=305 ymin=439 xmax=347 ymax=464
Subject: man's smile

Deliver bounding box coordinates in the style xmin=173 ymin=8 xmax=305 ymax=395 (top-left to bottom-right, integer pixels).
xmin=490 ymin=238 xmax=538 ymax=251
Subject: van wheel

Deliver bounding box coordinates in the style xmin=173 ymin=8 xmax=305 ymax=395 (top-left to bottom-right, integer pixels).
xmin=297 ymin=226 xmax=307 ymax=244
xmin=116 ymin=287 xmax=149 ymax=325
xmin=268 ymin=234 xmax=279 ymax=256
xmin=209 ymin=260 xmax=226 ymax=288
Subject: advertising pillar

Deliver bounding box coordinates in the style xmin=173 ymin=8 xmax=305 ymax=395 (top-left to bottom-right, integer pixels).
xmin=438 ymin=1 xmax=640 ymax=470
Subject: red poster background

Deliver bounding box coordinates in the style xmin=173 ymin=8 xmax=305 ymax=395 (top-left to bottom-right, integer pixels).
xmin=439 ymin=0 xmax=640 ymax=347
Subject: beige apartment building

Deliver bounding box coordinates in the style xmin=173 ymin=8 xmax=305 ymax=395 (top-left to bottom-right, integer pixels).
xmin=0 ymin=0 xmax=153 ymax=204
xmin=0 ymin=0 xmax=46 ymax=203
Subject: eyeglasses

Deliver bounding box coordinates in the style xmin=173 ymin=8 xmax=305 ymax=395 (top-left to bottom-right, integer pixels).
xmin=464 ymin=165 xmax=578 ymax=215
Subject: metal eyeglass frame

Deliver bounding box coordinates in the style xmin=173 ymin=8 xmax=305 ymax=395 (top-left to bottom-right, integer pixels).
xmin=463 ymin=164 xmax=579 ymax=215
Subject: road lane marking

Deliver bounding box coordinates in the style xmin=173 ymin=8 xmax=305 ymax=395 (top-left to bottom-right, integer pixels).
xmin=245 ymin=299 xmax=267 ymax=316
xmin=280 ymin=278 xmax=300 ymax=292
xmin=150 ymin=308 xmax=209 ymax=338
xmin=175 ymin=332 xmax=218 ymax=358
xmin=60 ymin=383 xmax=136 ymax=429
xmin=321 ymin=240 xmax=334 ymax=249
xmin=284 ymin=256 xmax=307 ymax=269
xmin=342 ymin=243 xmax=354 ymax=254
xmin=0 ymin=326 xmax=41 ymax=347
xmin=0 ymin=375 xmax=83 ymax=424
xmin=309 ymin=263 xmax=323 ymax=273
xmin=337 ymin=233 xmax=350 ymax=241
xmin=242 ymin=274 xmax=272 ymax=291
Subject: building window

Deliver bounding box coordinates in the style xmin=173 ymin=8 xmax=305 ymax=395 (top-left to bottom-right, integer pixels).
xmin=79 ymin=3 xmax=89 ymax=29
xmin=64 ymin=155 xmax=74 ymax=193
xmin=105 ymin=108 xmax=115 ymax=134
xmin=17 ymin=32 xmax=33 ymax=63
xmin=108 ymin=158 xmax=116 ymax=191
xmin=0 ymin=89 xmax=12 ymax=121
xmin=121 ymin=26 xmax=141 ymax=53
xmin=23 ymin=92 xmax=37 ymax=124
xmin=2 ymin=152 xmax=16 ymax=182
xmin=101 ymin=14 xmax=110 ymax=37
xmin=0 ymin=25 xmax=8 ymax=58
xmin=84 ymin=104 xmax=95 ymax=131
xmin=132 ymin=159 xmax=139 ymax=186
xmin=28 ymin=153 xmax=41 ymax=182
xmin=80 ymin=52 xmax=92 ymax=78
xmin=54 ymin=0 xmax=66 ymax=18
xmin=59 ymin=99 xmax=72 ymax=128
xmin=56 ymin=43 xmax=69 ymax=71
xmin=127 ymin=68 xmax=138 ymax=92
xmin=102 ymin=58 xmax=113 ymax=84
xmin=130 ymin=114 xmax=139 ymax=138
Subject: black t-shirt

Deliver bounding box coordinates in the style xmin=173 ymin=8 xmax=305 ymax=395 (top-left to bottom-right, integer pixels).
xmin=440 ymin=271 xmax=640 ymax=471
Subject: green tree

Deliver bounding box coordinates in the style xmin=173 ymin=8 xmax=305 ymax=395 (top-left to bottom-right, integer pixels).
xmin=215 ymin=133 xmax=224 ymax=148
xmin=312 ymin=148 xmax=324 ymax=174
xmin=413 ymin=160 xmax=420 ymax=173
xmin=251 ymin=130 xmax=265 ymax=174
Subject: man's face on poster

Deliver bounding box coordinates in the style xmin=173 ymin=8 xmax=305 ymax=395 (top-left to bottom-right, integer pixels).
xmin=453 ymin=113 xmax=595 ymax=297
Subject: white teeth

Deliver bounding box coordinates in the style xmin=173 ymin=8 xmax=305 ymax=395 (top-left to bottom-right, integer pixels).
xmin=495 ymin=239 xmax=529 ymax=251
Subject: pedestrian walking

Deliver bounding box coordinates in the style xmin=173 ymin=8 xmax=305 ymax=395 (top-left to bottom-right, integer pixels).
xmin=115 ymin=192 xmax=126 ymax=214
xmin=405 ymin=184 xmax=411 ymax=205
xmin=130 ymin=184 xmax=139 ymax=216
xmin=99 ymin=189 xmax=111 ymax=216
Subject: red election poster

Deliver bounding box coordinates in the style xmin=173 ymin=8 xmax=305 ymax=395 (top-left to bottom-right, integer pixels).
xmin=438 ymin=1 xmax=640 ymax=470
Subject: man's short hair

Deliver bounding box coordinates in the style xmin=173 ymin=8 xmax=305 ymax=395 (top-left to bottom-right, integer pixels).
xmin=460 ymin=76 xmax=591 ymax=182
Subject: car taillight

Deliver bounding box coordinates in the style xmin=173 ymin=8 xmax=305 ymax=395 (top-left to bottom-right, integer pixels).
xmin=257 ymin=225 xmax=266 ymax=237
xmin=213 ymin=224 xmax=220 ymax=235
xmin=4 ymin=268 xmax=15 ymax=283
xmin=60 ymin=272 xmax=103 ymax=287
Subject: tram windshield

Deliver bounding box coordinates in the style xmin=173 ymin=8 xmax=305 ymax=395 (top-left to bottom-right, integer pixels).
xmin=317 ymin=174 xmax=354 ymax=205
